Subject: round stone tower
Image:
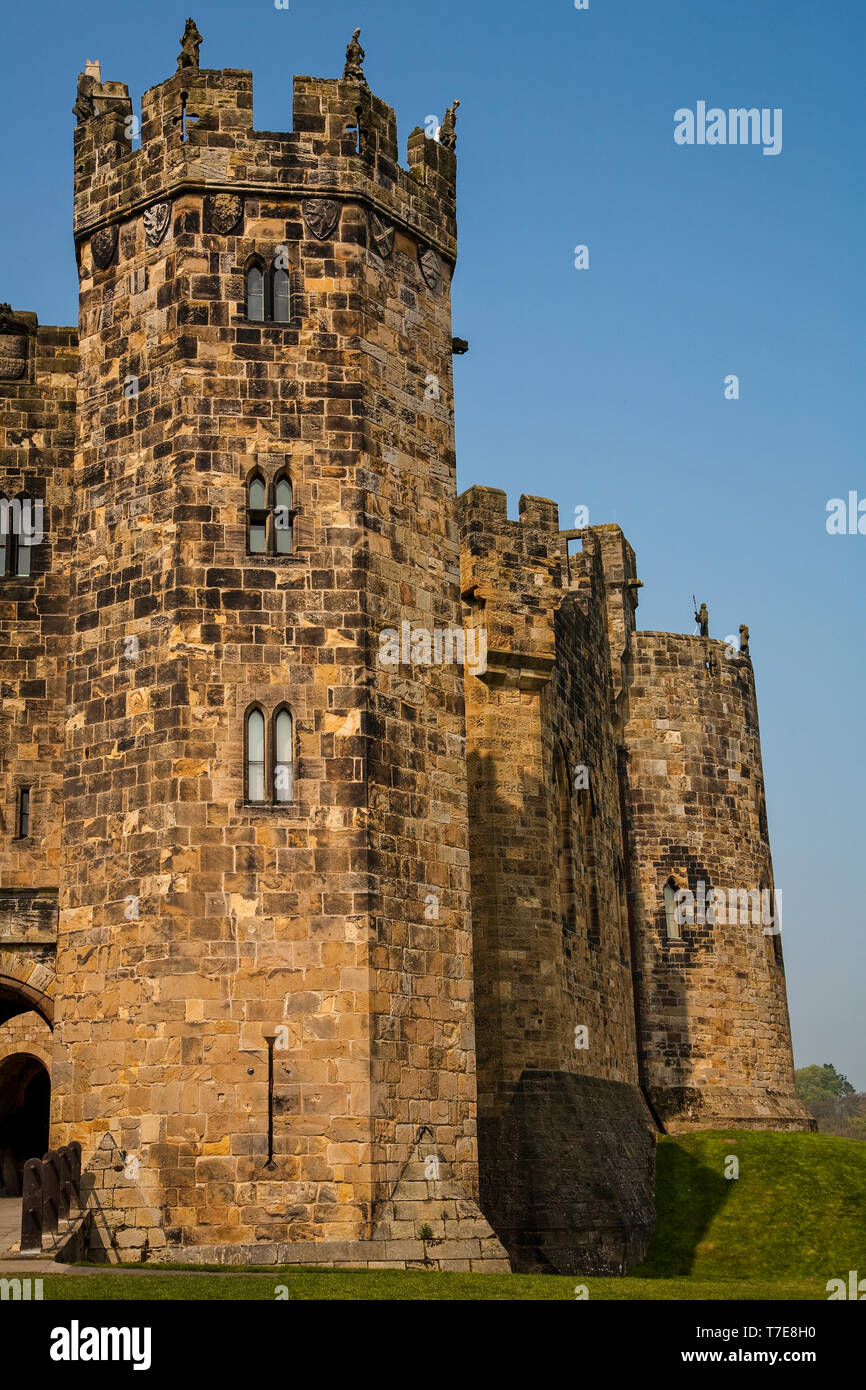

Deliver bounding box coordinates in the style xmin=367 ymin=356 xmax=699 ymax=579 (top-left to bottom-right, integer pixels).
xmin=620 ymin=630 xmax=813 ymax=1132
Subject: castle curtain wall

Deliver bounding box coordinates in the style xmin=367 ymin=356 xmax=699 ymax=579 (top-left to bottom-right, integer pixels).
xmin=460 ymin=489 xmax=655 ymax=1274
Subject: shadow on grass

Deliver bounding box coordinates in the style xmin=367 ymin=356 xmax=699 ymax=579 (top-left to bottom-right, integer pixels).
xmin=634 ymin=1140 xmax=733 ymax=1276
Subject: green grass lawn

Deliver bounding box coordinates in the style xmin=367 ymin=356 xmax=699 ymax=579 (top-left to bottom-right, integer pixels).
xmin=634 ymin=1129 xmax=866 ymax=1282
xmin=26 ymin=1129 xmax=859 ymax=1300
xmin=41 ymin=1271 xmax=826 ymax=1301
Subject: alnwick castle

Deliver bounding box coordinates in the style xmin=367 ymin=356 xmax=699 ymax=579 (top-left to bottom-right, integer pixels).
xmin=0 ymin=25 xmax=812 ymax=1273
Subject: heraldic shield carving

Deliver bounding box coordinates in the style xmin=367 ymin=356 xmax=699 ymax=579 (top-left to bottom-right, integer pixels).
xmin=143 ymin=201 xmax=171 ymax=246
xmin=91 ymin=225 xmax=118 ymax=270
xmin=418 ymin=247 xmax=442 ymax=293
xmin=302 ymin=199 xmax=340 ymax=240
xmin=205 ymin=193 xmax=244 ymax=235
xmin=369 ymin=213 xmax=395 ymax=258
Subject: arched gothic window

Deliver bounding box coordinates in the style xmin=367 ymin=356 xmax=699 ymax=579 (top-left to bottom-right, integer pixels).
xmin=274 ymin=473 xmax=294 ymax=555
xmin=664 ymin=879 xmax=681 ymax=940
xmin=247 ymin=470 xmax=295 ymax=555
xmin=273 ymin=707 xmax=293 ymax=803
xmin=245 ymin=704 xmax=295 ymax=804
xmin=247 ymin=473 xmax=268 ymax=554
xmin=14 ymin=528 xmax=30 ymax=576
xmin=246 ymin=707 xmax=266 ymax=803
xmin=246 ymin=262 xmax=265 ymax=322
xmin=272 ymin=265 xmax=291 ymax=324
xmin=245 ymin=257 xmax=291 ymax=324
xmin=0 ymin=495 xmax=35 ymax=577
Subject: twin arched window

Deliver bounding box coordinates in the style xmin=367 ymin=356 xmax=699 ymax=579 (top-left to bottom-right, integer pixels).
xmin=0 ymin=495 xmax=35 ymax=577
xmin=247 ymin=471 xmax=294 ymax=555
xmin=246 ymin=257 xmax=291 ymax=323
xmin=246 ymin=705 xmax=294 ymax=804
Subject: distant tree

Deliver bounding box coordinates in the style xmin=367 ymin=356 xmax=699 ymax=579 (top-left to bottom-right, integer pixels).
xmin=796 ymin=1064 xmax=865 ymax=1140
xmin=795 ymin=1063 xmax=855 ymax=1106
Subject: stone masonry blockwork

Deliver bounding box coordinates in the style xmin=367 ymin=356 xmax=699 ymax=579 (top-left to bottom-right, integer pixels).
xmin=0 ymin=31 xmax=811 ymax=1275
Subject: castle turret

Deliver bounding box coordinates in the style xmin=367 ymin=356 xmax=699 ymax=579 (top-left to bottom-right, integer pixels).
xmin=54 ymin=25 xmax=507 ymax=1266
xmin=620 ymin=627 xmax=813 ymax=1131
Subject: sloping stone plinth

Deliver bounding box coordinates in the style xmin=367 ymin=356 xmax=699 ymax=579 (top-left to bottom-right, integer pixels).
xmin=479 ymin=1071 xmax=656 ymax=1275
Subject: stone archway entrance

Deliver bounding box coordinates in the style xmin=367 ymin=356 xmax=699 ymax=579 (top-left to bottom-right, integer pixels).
xmin=0 ymin=1053 xmax=50 ymax=1196
xmin=0 ymin=955 xmax=56 ymax=1028
xmin=0 ymin=960 xmax=54 ymax=1195
xmin=0 ymin=1054 xmax=51 ymax=1196
xmin=0 ymin=932 xmax=57 ymax=1217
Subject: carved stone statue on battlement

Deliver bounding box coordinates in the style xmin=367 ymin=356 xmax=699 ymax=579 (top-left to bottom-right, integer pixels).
xmin=72 ymin=74 xmax=99 ymax=124
xmin=343 ymin=28 xmax=368 ymax=86
xmin=178 ymin=18 xmax=203 ymax=71
xmin=439 ymin=100 xmax=461 ymax=150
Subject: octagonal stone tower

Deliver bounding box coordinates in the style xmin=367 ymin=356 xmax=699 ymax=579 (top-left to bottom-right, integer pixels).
xmin=53 ymin=30 xmax=507 ymax=1266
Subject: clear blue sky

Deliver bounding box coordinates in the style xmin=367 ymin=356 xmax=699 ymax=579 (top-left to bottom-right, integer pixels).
xmin=2 ymin=1 xmax=863 ymax=1086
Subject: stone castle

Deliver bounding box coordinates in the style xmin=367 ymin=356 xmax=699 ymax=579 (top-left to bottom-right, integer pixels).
xmin=0 ymin=26 xmax=811 ymax=1273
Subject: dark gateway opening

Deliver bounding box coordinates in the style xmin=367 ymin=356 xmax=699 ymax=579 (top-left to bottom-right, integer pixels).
xmin=0 ymin=1054 xmax=50 ymax=1195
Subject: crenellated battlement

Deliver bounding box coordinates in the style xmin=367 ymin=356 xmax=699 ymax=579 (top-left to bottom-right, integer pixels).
xmin=636 ymin=630 xmax=751 ymax=663
xmin=72 ymin=32 xmax=457 ymax=263
xmin=458 ymin=489 xmax=567 ymax=686
xmin=457 ymin=488 xmax=642 ymax=694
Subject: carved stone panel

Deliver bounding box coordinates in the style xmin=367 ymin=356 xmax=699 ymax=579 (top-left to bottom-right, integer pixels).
xmin=91 ymin=225 xmax=118 ymax=270
xmin=370 ymin=213 xmax=395 ymax=258
xmin=302 ymin=199 xmax=340 ymax=240
xmin=418 ymin=247 xmax=442 ymax=293
xmin=98 ymin=285 xmax=115 ymax=330
xmin=205 ymin=193 xmax=244 ymax=236
xmin=143 ymin=201 xmax=171 ymax=246
xmin=0 ymin=331 xmax=26 ymax=380
xmin=120 ymin=223 xmax=138 ymax=261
